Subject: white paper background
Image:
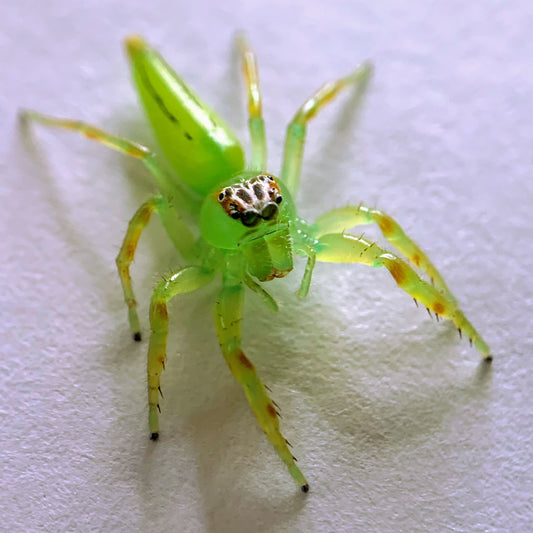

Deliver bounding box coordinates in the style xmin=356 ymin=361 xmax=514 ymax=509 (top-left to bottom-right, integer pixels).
xmin=2 ymin=1 xmax=532 ymax=531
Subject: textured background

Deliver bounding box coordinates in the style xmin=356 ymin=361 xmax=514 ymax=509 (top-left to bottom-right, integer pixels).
xmin=2 ymin=1 xmax=532 ymax=531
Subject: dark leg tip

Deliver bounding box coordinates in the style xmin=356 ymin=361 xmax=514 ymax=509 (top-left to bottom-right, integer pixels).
xmin=150 ymin=432 xmax=159 ymax=441
xmin=301 ymin=483 xmax=309 ymax=493
xmin=133 ymin=332 xmax=142 ymax=342
xmin=484 ymin=355 xmax=493 ymax=363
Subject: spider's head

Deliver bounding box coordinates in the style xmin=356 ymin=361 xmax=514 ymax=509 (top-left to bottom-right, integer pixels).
xmin=200 ymin=172 xmax=294 ymax=249
xmin=217 ymin=174 xmax=282 ymax=227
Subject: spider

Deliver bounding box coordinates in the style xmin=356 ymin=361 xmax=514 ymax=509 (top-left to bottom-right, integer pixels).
xmin=20 ymin=34 xmax=491 ymax=492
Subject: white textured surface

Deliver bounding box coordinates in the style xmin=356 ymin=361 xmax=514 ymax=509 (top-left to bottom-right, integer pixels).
xmin=2 ymin=2 xmax=532 ymax=532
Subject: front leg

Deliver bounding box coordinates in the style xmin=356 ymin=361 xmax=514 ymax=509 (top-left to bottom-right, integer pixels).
xmin=146 ymin=267 xmax=215 ymax=439
xmin=315 ymin=233 xmax=491 ymax=359
xmin=314 ymin=204 xmax=457 ymax=304
xmin=214 ymin=283 xmax=309 ymax=492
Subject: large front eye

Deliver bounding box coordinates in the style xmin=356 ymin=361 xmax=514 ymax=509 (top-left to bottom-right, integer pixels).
xmin=241 ymin=210 xmax=260 ymax=227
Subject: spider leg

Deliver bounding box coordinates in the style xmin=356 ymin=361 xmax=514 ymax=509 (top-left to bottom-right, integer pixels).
xmin=116 ymin=194 xmax=196 ymax=340
xmin=214 ymin=283 xmax=309 ymax=492
xmin=243 ymin=273 xmax=279 ymax=312
xmin=19 ymin=110 xmax=200 ymax=213
xmin=236 ymin=34 xmax=267 ymax=170
xmin=314 ymin=232 xmax=491 ymax=359
xmin=281 ymin=61 xmax=373 ymax=197
xmin=147 ymin=266 xmax=215 ymax=439
xmin=314 ymin=204 xmax=457 ymax=304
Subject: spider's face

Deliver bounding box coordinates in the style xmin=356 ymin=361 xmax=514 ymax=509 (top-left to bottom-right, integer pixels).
xmin=200 ymin=172 xmax=295 ymax=250
xmin=217 ymin=174 xmax=283 ymax=227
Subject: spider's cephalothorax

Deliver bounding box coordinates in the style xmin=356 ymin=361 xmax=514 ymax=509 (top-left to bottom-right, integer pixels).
xmin=217 ymin=174 xmax=283 ymax=227
xmin=201 ymin=172 xmax=294 ymax=281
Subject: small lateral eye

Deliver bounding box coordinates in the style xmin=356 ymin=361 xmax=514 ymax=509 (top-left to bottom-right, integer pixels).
xmin=266 ymin=175 xmax=274 ymax=182
xmin=275 ymin=195 xmax=283 ymax=204
xmin=218 ymin=191 xmax=225 ymax=202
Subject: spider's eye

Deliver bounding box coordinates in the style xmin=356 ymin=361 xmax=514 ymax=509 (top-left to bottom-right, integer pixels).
xmin=218 ymin=188 xmax=231 ymax=202
xmin=275 ymin=195 xmax=283 ymax=204
xmin=261 ymin=203 xmax=278 ymax=220
xmin=231 ymin=211 xmax=241 ymax=220
xmin=241 ymin=210 xmax=260 ymax=227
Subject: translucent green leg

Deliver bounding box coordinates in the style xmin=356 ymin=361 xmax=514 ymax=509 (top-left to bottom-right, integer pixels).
xmin=147 ymin=266 xmax=215 ymax=439
xmin=214 ymin=283 xmax=309 ymax=492
xmin=236 ymin=34 xmax=267 ymax=170
xmin=281 ymin=61 xmax=373 ymax=197
xmin=116 ymin=194 xmax=196 ymax=340
xmin=314 ymin=205 xmax=456 ymax=304
xmin=315 ymin=233 xmax=492 ymax=359
xmin=19 ymin=110 xmax=198 ymax=213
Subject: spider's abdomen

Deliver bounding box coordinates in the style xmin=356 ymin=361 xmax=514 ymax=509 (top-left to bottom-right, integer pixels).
xmin=126 ymin=36 xmax=245 ymax=195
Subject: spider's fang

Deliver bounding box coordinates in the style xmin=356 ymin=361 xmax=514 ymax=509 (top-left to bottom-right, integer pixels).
xmin=133 ymin=331 xmax=142 ymax=341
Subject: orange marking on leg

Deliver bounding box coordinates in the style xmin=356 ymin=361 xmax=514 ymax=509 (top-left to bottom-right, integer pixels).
xmin=433 ymin=302 xmax=445 ymax=315
xmin=388 ymin=260 xmax=407 ymax=285
xmin=238 ymin=351 xmax=254 ymax=370
xmin=378 ymin=214 xmax=395 ymax=236
xmin=84 ymin=130 xmax=100 ymax=140
xmin=412 ymin=254 xmax=421 ymax=267
xmin=125 ymin=240 xmax=137 ymax=260
xmin=267 ymin=403 xmax=277 ymax=418
xmin=139 ymin=205 xmax=154 ymax=224
xmin=155 ymin=302 xmax=168 ymax=321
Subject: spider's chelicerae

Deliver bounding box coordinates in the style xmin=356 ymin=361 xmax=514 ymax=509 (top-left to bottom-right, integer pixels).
xmin=21 ymin=35 xmax=491 ymax=492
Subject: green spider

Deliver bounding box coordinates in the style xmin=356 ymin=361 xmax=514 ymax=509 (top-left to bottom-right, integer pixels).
xmin=21 ymin=35 xmax=492 ymax=492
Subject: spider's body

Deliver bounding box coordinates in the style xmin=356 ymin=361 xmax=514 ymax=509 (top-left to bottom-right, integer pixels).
xmin=21 ymin=35 xmax=491 ymax=492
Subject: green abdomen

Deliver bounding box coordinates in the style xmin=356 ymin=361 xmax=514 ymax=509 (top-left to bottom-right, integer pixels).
xmin=127 ymin=36 xmax=245 ymax=195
